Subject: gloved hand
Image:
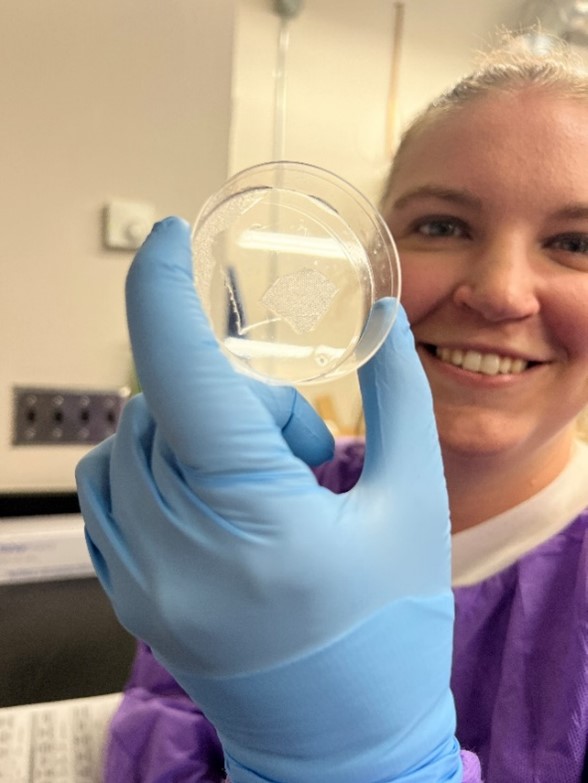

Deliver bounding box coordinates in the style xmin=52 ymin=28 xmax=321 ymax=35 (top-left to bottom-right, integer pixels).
xmin=76 ymin=217 xmax=462 ymax=783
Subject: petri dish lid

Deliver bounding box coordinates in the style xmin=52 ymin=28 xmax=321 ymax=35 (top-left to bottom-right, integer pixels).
xmin=192 ymin=160 xmax=401 ymax=385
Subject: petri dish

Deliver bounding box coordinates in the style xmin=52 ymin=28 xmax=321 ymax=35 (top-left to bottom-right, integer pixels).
xmin=192 ymin=161 xmax=401 ymax=385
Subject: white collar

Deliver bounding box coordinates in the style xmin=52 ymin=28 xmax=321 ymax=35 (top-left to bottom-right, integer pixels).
xmin=451 ymin=440 xmax=588 ymax=587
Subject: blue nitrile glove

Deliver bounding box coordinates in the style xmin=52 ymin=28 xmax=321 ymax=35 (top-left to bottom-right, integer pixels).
xmin=76 ymin=217 xmax=462 ymax=783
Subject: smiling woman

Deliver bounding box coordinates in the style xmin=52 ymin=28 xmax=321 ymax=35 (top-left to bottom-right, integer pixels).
xmin=381 ymin=38 xmax=588 ymax=535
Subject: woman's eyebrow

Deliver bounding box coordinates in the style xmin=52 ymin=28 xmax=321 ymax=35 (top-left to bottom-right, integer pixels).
xmin=391 ymin=185 xmax=483 ymax=211
xmin=551 ymin=203 xmax=588 ymax=221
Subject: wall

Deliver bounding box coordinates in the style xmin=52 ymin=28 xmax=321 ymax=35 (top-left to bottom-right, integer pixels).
xmin=0 ymin=0 xmax=236 ymax=491
xmin=230 ymin=0 xmax=521 ymax=198
xmin=3 ymin=0 xmax=575 ymax=489
xmin=228 ymin=0 xmax=520 ymax=431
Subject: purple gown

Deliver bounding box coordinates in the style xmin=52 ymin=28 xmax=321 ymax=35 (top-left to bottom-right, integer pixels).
xmin=103 ymin=439 xmax=588 ymax=783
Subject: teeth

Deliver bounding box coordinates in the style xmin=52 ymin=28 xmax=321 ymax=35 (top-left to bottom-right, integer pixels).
xmin=436 ymin=347 xmax=528 ymax=375
xmin=480 ymin=354 xmax=501 ymax=375
xmin=462 ymin=351 xmax=482 ymax=372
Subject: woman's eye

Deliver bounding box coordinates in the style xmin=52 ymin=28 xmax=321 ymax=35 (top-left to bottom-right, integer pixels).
xmin=413 ymin=218 xmax=467 ymax=239
xmin=549 ymin=234 xmax=588 ymax=254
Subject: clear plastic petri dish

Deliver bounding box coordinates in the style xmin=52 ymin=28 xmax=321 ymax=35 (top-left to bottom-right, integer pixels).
xmin=192 ymin=161 xmax=401 ymax=386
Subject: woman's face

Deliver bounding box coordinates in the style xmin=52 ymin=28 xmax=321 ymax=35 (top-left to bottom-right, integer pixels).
xmin=384 ymin=89 xmax=588 ymax=466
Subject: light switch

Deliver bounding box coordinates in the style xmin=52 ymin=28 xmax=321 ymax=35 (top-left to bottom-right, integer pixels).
xmin=103 ymin=199 xmax=156 ymax=250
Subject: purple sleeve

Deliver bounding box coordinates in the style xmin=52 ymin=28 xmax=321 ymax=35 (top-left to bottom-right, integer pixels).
xmin=104 ymin=641 xmax=226 ymax=782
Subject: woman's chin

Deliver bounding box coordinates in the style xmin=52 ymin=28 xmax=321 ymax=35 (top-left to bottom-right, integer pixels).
xmin=435 ymin=410 xmax=526 ymax=461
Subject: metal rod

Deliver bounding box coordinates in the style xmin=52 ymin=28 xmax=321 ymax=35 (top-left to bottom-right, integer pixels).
xmin=385 ymin=2 xmax=405 ymax=158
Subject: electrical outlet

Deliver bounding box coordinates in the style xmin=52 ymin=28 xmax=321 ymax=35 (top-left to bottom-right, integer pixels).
xmin=12 ymin=387 xmax=131 ymax=446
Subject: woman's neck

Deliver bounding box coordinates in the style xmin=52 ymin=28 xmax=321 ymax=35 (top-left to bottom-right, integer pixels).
xmin=443 ymin=434 xmax=575 ymax=534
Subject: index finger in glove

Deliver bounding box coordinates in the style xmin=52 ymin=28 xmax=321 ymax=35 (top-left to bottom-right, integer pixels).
xmin=126 ymin=217 xmax=307 ymax=476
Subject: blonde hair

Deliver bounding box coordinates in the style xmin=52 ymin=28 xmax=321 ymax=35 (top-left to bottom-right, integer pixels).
xmin=384 ymin=32 xmax=588 ymax=196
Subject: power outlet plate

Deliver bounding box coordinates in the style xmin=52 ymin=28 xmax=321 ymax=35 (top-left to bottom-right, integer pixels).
xmin=12 ymin=387 xmax=131 ymax=446
xmin=103 ymin=200 xmax=155 ymax=250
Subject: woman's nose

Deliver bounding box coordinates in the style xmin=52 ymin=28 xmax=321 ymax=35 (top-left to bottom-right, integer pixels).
xmin=453 ymin=237 xmax=540 ymax=322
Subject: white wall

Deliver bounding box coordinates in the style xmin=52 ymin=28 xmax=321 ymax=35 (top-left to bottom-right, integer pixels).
xmin=230 ymin=0 xmax=522 ymax=197
xmin=2 ymin=0 xmax=564 ymax=490
xmin=228 ymin=0 xmax=520 ymax=431
xmin=1 ymin=0 xmax=235 ymax=491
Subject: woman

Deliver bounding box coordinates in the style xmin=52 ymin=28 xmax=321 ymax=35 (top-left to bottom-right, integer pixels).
xmin=381 ymin=40 xmax=588 ymax=779
xmin=77 ymin=39 xmax=588 ymax=782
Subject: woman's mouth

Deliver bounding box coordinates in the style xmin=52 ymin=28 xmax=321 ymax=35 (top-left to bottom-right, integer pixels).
xmin=424 ymin=344 xmax=541 ymax=377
